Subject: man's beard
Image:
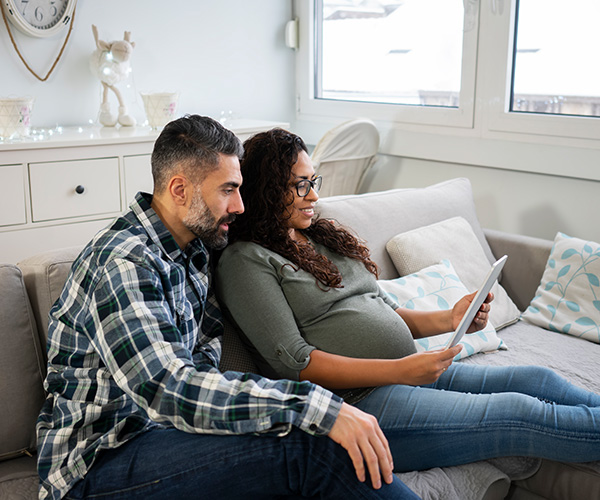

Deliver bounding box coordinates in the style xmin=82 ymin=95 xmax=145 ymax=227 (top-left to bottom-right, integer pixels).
xmin=183 ymin=191 xmax=235 ymax=250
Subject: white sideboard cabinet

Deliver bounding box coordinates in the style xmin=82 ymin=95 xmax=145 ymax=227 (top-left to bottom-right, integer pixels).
xmin=0 ymin=119 xmax=288 ymax=264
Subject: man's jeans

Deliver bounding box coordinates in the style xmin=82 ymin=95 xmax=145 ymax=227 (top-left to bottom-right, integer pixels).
xmin=357 ymin=364 xmax=600 ymax=471
xmin=65 ymin=427 xmax=418 ymax=499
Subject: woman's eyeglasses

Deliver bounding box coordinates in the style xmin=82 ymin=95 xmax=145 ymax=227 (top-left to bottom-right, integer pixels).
xmin=293 ymin=176 xmax=322 ymax=197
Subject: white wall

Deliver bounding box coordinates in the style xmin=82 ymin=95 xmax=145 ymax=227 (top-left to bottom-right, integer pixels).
xmin=2 ymin=0 xmax=597 ymax=246
xmin=0 ymin=0 xmax=296 ymax=127
xmin=296 ymin=113 xmax=600 ymax=244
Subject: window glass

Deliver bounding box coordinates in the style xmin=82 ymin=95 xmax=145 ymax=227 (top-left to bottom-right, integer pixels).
xmin=511 ymin=0 xmax=600 ymax=118
xmin=317 ymin=0 xmax=465 ymax=108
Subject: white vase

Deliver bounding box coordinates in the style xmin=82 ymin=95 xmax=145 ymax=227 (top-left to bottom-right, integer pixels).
xmin=0 ymin=97 xmax=34 ymax=139
xmin=140 ymin=92 xmax=179 ymax=129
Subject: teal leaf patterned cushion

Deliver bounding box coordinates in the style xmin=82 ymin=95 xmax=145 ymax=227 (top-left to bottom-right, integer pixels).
xmin=522 ymin=232 xmax=600 ymax=343
xmin=378 ymin=260 xmax=507 ymax=360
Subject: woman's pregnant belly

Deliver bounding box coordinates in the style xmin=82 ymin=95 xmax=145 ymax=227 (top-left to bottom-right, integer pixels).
xmin=301 ymin=294 xmax=417 ymax=360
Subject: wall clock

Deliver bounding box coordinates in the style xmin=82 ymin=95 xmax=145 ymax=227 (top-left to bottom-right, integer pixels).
xmin=0 ymin=0 xmax=78 ymax=81
xmin=1 ymin=0 xmax=76 ymax=37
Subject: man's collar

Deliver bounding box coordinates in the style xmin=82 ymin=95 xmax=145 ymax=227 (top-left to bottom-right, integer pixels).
xmin=130 ymin=192 xmax=191 ymax=262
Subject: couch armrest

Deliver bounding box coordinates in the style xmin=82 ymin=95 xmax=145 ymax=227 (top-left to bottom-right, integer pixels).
xmin=484 ymin=229 xmax=553 ymax=312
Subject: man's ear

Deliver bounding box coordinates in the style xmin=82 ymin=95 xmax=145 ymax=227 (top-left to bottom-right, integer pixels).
xmin=168 ymin=174 xmax=191 ymax=206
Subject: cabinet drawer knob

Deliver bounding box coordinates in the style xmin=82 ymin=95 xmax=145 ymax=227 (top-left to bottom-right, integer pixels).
xmin=75 ymin=185 xmax=85 ymax=194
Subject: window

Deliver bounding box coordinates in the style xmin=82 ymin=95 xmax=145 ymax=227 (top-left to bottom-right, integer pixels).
xmin=296 ymin=0 xmax=479 ymax=127
xmin=295 ymin=0 xmax=600 ymax=150
xmin=511 ymin=0 xmax=600 ymax=118
xmin=317 ymin=0 xmax=465 ymax=109
xmin=484 ymin=0 xmax=600 ymax=141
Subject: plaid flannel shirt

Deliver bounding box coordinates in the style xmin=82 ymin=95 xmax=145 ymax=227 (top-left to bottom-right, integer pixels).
xmin=37 ymin=193 xmax=342 ymax=500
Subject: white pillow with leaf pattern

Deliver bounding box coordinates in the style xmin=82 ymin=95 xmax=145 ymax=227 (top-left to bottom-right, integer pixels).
xmin=522 ymin=232 xmax=600 ymax=343
xmin=378 ymin=260 xmax=507 ymax=360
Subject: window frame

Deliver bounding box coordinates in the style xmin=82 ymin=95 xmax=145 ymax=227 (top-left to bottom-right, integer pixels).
xmin=295 ymin=0 xmax=600 ymax=147
xmin=294 ymin=0 xmax=600 ymax=183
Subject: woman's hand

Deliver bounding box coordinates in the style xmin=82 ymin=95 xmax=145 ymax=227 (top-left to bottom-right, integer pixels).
xmin=394 ymin=346 xmax=462 ymax=386
xmin=452 ymin=291 xmax=494 ymax=333
xmin=328 ymin=402 xmax=394 ymax=489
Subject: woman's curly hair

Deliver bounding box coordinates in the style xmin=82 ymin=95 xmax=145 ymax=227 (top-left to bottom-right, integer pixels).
xmin=229 ymin=128 xmax=378 ymax=288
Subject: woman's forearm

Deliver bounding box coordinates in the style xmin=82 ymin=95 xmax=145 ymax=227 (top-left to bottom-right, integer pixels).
xmin=397 ymin=308 xmax=453 ymax=338
xmin=299 ymin=350 xmax=403 ymax=389
xmin=299 ymin=347 xmax=461 ymax=389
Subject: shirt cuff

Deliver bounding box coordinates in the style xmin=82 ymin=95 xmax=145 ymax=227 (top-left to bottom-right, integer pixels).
xmin=296 ymin=384 xmax=343 ymax=436
xmin=379 ymin=286 xmax=400 ymax=309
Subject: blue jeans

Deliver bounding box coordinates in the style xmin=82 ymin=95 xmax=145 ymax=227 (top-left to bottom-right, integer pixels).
xmin=356 ymin=364 xmax=600 ymax=472
xmin=65 ymin=427 xmax=419 ymax=499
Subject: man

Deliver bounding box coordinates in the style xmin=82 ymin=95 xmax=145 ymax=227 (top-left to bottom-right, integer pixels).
xmin=37 ymin=115 xmax=417 ymax=499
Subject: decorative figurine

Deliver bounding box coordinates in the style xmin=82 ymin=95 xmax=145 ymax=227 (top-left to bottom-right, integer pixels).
xmin=89 ymin=25 xmax=136 ymax=127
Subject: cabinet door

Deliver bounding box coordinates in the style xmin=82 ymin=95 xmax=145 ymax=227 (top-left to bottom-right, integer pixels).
xmin=0 ymin=164 xmax=26 ymax=227
xmin=29 ymin=158 xmax=121 ymax=222
xmin=123 ymin=154 xmax=153 ymax=204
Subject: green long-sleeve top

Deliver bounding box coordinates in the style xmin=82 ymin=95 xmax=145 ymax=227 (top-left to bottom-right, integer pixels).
xmin=216 ymin=240 xmax=417 ymax=401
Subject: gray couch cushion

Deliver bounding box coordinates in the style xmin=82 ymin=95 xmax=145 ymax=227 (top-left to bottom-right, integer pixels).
xmin=512 ymin=460 xmax=600 ymax=500
xmin=316 ymin=178 xmax=496 ymax=280
xmin=0 ymin=265 xmax=45 ymax=462
xmin=461 ymin=319 xmax=600 ymax=394
xmin=18 ymin=246 xmax=82 ymax=349
xmin=0 ymin=456 xmax=39 ymax=498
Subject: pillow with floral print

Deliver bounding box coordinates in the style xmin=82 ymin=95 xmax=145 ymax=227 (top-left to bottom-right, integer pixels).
xmin=378 ymin=260 xmax=506 ymax=360
xmin=522 ymin=232 xmax=600 ymax=343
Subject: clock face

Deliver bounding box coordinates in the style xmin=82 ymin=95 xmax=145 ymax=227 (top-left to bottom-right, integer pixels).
xmin=3 ymin=0 xmax=76 ymax=37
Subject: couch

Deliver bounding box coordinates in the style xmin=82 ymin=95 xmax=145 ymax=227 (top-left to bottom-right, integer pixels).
xmin=2 ymin=177 xmax=599 ymax=499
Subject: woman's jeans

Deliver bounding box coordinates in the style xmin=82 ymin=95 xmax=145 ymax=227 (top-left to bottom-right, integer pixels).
xmin=356 ymin=364 xmax=600 ymax=472
xmin=65 ymin=427 xmax=418 ymax=500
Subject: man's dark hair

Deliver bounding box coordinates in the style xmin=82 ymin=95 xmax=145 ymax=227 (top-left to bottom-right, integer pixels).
xmin=151 ymin=114 xmax=243 ymax=193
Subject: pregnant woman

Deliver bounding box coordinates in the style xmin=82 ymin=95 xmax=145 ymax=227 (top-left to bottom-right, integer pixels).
xmin=216 ymin=127 xmax=600 ymax=472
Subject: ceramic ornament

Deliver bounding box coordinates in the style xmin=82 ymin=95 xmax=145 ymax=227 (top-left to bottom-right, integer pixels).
xmin=89 ymin=25 xmax=136 ymax=127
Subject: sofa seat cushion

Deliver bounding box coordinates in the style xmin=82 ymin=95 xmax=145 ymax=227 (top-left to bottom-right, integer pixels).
xmin=460 ymin=319 xmax=600 ymax=394
xmin=0 ymin=476 xmax=38 ymax=499
xmin=512 ymin=459 xmax=600 ymax=500
xmin=315 ymin=178 xmax=496 ymax=280
xmin=0 ymin=456 xmax=38 ymax=499
xmin=0 ymin=265 xmax=45 ymax=464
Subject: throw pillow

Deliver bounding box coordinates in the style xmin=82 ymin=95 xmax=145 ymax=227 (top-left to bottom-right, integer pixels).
xmin=521 ymin=232 xmax=600 ymax=343
xmin=386 ymin=216 xmax=520 ymax=329
xmin=378 ymin=260 xmax=507 ymax=360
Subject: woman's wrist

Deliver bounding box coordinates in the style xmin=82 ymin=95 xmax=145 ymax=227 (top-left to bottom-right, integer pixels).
xmin=444 ymin=309 xmax=455 ymax=333
xmin=391 ymin=357 xmax=413 ymax=385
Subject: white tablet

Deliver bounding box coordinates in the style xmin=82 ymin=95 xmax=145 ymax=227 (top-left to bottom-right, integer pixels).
xmin=446 ymin=255 xmax=508 ymax=348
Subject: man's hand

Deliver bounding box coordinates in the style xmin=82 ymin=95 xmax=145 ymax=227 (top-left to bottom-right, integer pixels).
xmin=328 ymin=403 xmax=394 ymax=489
xmin=452 ymin=291 xmax=494 ymax=333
